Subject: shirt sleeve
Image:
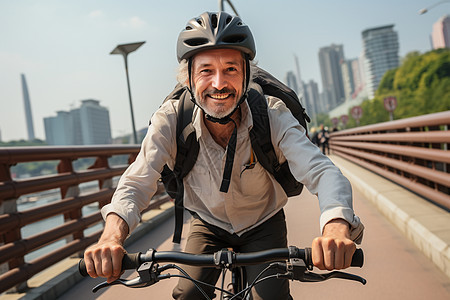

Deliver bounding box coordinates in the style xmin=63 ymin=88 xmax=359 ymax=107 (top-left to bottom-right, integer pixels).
xmin=267 ymin=97 xmax=364 ymax=243
xmin=101 ymin=100 xmax=178 ymax=233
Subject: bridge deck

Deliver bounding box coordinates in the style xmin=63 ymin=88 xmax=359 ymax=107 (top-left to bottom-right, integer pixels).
xmin=58 ymin=160 xmax=450 ymax=299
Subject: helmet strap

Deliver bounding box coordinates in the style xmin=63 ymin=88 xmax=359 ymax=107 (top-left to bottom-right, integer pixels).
xmin=187 ymin=58 xmax=196 ymax=100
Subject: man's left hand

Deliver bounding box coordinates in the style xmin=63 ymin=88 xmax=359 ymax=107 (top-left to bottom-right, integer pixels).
xmin=311 ymin=218 xmax=356 ymax=270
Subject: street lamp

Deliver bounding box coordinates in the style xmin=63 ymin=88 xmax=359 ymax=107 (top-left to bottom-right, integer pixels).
xmin=110 ymin=41 xmax=145 ymax=144
xmin=218 ymin=0 xmax=240 ymax=15
xmin=418 ymin=0 xmax=450 ymax=14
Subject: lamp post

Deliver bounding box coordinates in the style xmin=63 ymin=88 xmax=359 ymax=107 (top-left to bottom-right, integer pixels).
xmin=418 ymin=0 xmax=450 ymax=14
xmin=110 ymin=41 xmax=145 ymax=144
xmin=218 ymin=0 xmax=240 ymax=15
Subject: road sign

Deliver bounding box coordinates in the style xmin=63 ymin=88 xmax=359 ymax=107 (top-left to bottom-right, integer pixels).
xmin=340 ymin=114 xmax=349 ymax=126
xmin=331 ymin=117 xmax=339 ymax=126
xmin=384 ymin=96 xmax=397 ymax=112
xmin=351 ymin=106 xmax=363 ymax=120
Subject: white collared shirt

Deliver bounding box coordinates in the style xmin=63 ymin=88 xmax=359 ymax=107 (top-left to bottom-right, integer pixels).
xmin=102 ymin=95 xmax=364 ymax=241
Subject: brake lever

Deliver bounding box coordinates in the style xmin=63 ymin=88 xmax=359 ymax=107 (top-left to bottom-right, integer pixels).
xmin=301 ymin=270 xmax=367 ymax=285
xmin=92 ymin=276 xmax=150 ymax=293
xmin=277 ymin=258 xmax=366 ymax=285
xmin=92 ymin=261 xmax=166 ymax=293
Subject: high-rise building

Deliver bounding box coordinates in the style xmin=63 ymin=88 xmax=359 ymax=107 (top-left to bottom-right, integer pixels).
xmin=44 ymin=111 xmax=74 ymax=145
xmin=350 ymin=57 xmax=364 ymax=98
xmin=285 ymin=71 xmax=299 ymax=95
xmin=318 ymin=44 xmax=346 ymax=111
xmin=79 ymin=99 xmax=112 ymax=145
xmin=432 ymin=15 xmax=450 ymax=49
xmin=304 ymin=80 xmax=320 ymax=127
xmin=362 ymin=25 xmax=399 ymax=99
xmin=340 ymin=60 xmax=355 ymax=101
xmin=21 ymin=74 xmax=35 ymax=141
xmin=44 ymin=99 xmax=112 ymax=145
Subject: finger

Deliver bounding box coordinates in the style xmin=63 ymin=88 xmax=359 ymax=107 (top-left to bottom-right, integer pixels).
xmin=101 ymin=248 xmax=113 ymax=279
xmin=93 ymin=250 xmax=103 ymax=277
xmin=84 ymin=252 xmax=98 ymax=278
xmin=111 ymin=246 xmax=125 ymax=279
xmin=320 ymin=238 xmax=337 ymax=270
xmin=311 ymin=238 xmax=325 ymax=270
xmin=343 ymin=243 xmax=356 ymax=268
xmin=333 ymin=241 xmax=345 ymax=270
xmin=323 ymin=245 xmax=335 ymax=271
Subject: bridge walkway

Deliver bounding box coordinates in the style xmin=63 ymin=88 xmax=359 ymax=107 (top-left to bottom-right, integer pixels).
xmin=57 ymin=156 xmax=450 ymax=300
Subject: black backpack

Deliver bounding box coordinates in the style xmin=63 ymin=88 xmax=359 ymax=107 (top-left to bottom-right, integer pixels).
xmin=160 ymin=66 xmax=310 ymax=243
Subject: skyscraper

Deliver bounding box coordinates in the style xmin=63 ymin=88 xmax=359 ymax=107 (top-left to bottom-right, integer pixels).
xmin=79 ymin=99 xmax=112 ymax=145
xmin=318 ymin=44 xmax=346 ymax=111
xmin=21 ymin=74 xmax=35 ymax=141
xmin=304 ymin=80 xmax=320 ymax=127
xmin=44 ymin=111 xmax=74 ymax=145
xmin=340 ymin=60 xmax=355 ymax=101
xmin=285 ymin=71 xmax=298 ymax=95
xmin=44 ymin=99 xmax=112 ymax=145
xmin=362 ymin=25 xmax=399 ymax=99
xmin=432 ymin=15 xmax=450 ymax=49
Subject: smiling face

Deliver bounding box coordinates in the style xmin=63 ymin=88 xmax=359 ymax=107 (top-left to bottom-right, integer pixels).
xmin=191 ymin=48 xmax=245 ymax=119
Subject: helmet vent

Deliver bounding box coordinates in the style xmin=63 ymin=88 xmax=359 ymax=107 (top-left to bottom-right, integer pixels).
xmin=226 ymin=16 xmax=232 ymax=24
xmin=196 ymin=18 xmax=203 ymax=26
xmin=211 ymin=14 xmax=218 ymax=28
xmin=223 ymin=34 xmax=246 ymax=43
xmin=185 ymin=38 xmax=209 ymax=46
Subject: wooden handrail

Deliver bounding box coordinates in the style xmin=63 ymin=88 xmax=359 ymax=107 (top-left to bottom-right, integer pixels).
xmin=0 ymin=145 xmax=170 ymax=294
xmin=329 ymin=110 xmax=450 ymax=210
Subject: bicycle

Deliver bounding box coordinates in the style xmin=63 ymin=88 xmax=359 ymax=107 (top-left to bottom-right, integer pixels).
xmin=79 ymin=246 xmax=366 ymax=299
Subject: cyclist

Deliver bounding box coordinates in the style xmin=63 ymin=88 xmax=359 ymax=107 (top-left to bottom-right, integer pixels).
xmin=83 ymin=12 xmax=364 ymax=300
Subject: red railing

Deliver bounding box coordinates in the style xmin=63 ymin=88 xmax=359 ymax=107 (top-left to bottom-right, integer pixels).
xmin=329 ymin=111 xmax=450 ymax=209
xmin=0 ymin=145 xmax=170 ymax=294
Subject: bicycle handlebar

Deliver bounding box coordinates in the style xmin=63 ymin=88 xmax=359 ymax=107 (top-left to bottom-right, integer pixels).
xmin=79 ymin=247 xmax=363 ymax=277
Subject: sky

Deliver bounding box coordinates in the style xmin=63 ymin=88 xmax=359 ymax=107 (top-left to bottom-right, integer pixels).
xmin=1 ymin=0 xmax=448 ymax=142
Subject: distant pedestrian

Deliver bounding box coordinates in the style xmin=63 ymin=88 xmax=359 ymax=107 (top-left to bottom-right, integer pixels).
xmin=317 ymin=124 xmax=330 ymax=155
xmin=310 ymin=127 xmax=319 ymax=147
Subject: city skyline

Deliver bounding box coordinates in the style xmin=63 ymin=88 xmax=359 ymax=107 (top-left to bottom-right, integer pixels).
xmin=0 ymin=1 xmax=448 ymax=142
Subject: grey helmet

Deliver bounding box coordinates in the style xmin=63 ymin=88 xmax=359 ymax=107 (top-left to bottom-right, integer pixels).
xmin=177 ymin=11 xmax=256 ymax=62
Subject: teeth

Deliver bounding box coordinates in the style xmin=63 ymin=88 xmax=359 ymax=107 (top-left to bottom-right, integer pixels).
xmin=210 ymin=93 xmax=230 ymax=100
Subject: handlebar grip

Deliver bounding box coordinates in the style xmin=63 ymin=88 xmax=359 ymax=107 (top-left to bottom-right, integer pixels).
xmin=303 ymin=248 xmax=364 ymax=268
xmin=78 ymin=252 xmax=142 ymax=277
xmin=351 ymin=249 xmax=364 ymax=267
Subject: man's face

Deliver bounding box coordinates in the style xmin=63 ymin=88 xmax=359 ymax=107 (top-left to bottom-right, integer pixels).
xmin=191 ymin=48 xmax=245 ymax=119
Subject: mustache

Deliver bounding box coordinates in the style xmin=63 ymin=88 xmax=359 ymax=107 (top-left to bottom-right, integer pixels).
xmin=202 ymin=88 xmax=236 ymax=97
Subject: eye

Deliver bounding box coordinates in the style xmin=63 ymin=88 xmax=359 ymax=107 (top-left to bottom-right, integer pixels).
xmin=199 ymin=68 xmax=211 ymax=74
xmin=227 ymin=67 xmax=238 ymax=72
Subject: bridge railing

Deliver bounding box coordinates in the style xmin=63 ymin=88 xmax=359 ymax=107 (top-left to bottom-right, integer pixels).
xmin=0 ymin=145 xmax=171 ymax=294
xmin=329 ymin=110 xmax=450 ymax=210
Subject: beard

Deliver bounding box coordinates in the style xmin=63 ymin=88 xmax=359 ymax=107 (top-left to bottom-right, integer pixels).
xmin=194 ymin=87 xmax=241 ymax=119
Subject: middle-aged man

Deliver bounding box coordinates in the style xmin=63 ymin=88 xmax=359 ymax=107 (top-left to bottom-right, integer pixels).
xmin=83 ymin=12 xmax=364 ymax=299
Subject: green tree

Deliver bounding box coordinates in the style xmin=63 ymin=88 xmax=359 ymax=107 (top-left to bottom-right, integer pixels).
xmin=345 ymin=49 xmax=450 ymax=129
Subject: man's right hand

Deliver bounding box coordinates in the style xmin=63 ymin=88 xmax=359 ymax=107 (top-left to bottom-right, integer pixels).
xmin=83 ymin=213 xmax=129 ymax=283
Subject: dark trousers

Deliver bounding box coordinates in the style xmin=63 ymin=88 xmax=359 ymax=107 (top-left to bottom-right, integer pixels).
xmin=172 ymin=210 xmax=292 ymax=299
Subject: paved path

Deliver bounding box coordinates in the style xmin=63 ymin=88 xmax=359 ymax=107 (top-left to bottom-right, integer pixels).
xmin=60 ymin=187 xmax=450 ymax=299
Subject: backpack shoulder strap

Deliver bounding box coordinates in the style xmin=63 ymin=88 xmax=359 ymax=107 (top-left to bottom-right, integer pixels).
xmin=246 ymin=89 xmax=279 ymax=173
xmin=160 ymin=86 xmax=199 ymax=243
xmin=247 ymin=88 xmax=304 ymax=197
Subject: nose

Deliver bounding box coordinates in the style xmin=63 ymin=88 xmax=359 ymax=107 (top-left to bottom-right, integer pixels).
xmin=211 ymin=71 xmax=227 ymax=90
